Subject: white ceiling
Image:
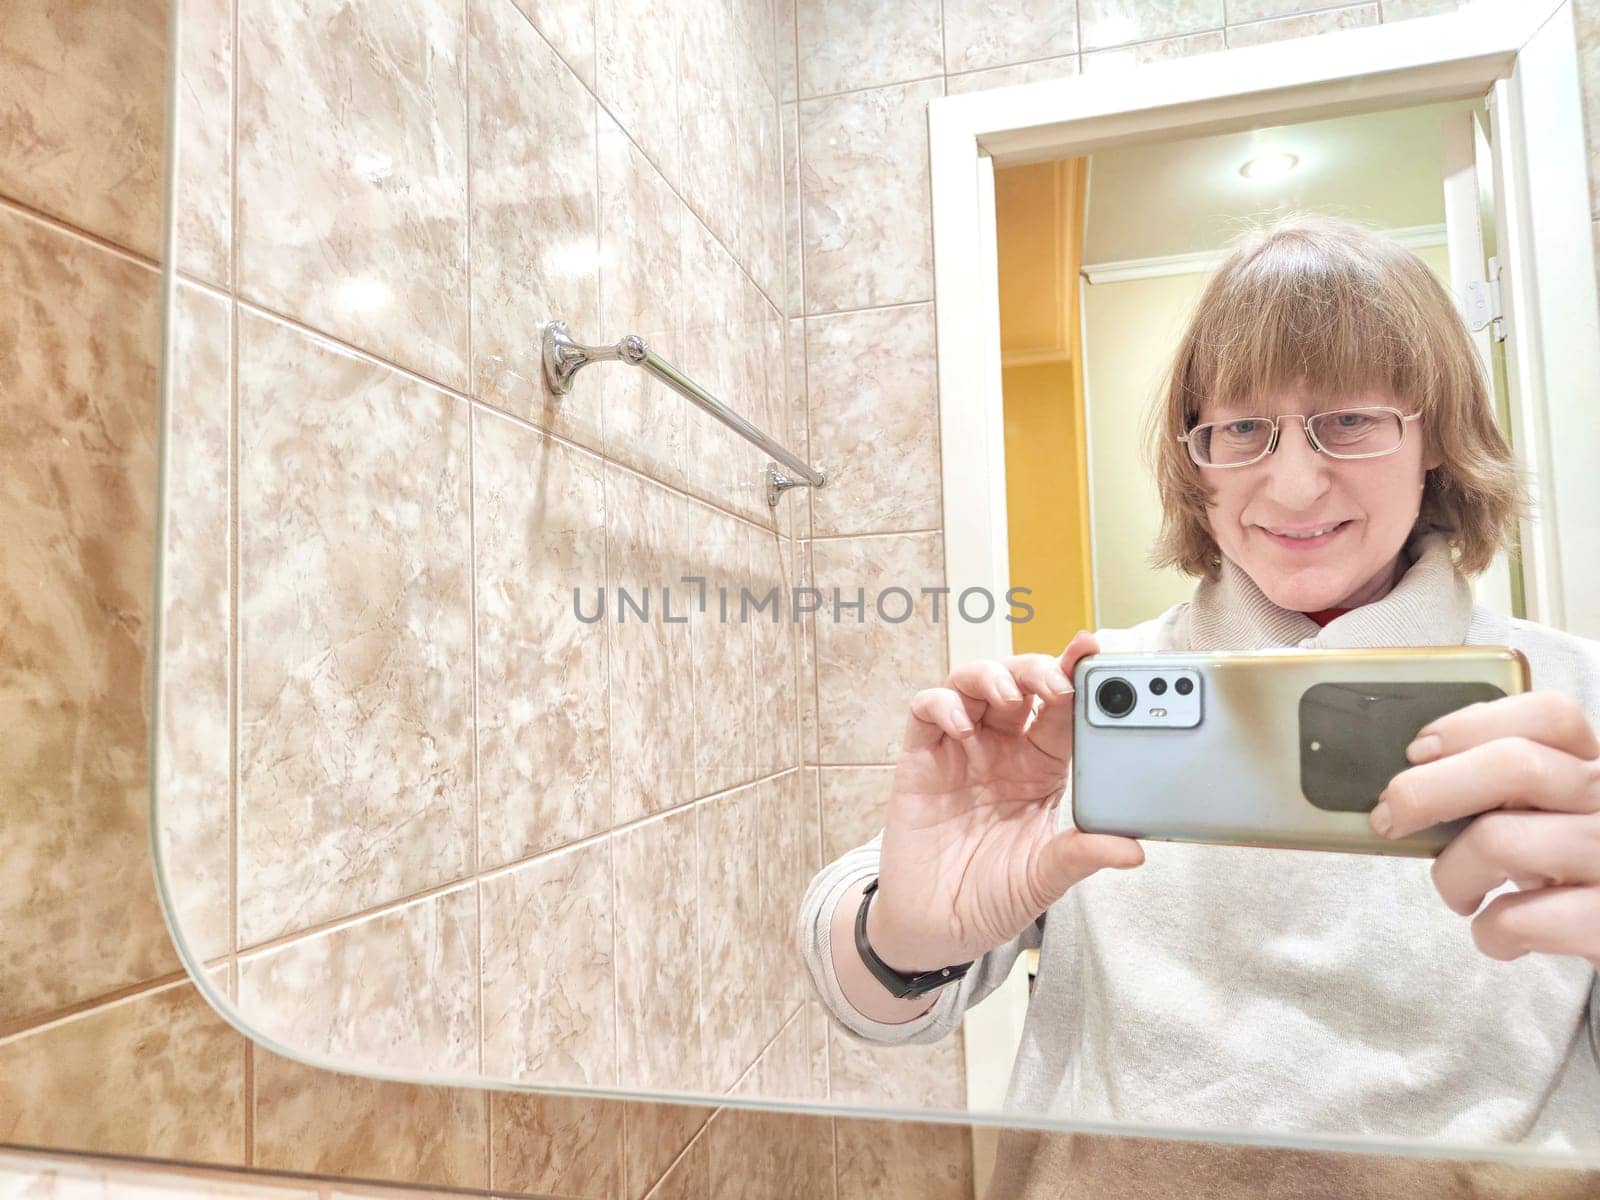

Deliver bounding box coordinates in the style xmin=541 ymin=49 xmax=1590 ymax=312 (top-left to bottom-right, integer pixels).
xmin=1082 ymin=99 xmax=1481 ymax=267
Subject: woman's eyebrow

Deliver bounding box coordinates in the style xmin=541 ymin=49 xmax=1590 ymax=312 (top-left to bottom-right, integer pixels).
xmin=1210 ymin=397 xmax=1356 ymax=417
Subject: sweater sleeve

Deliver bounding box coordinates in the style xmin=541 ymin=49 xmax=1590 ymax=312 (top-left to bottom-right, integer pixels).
xmin=1590 ymin=974 xmax=1599 ymax=1067
xmin=795 ymin=829 xmax=1039 ymax=1047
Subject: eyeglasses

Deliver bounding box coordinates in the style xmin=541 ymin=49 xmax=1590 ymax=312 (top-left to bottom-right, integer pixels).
xmin=1178 ymin=406 xmax=1423 ymax=469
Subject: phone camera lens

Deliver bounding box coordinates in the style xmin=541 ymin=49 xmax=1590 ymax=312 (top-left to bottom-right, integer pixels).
xmin=1148 ymin=677 xmax=1168 ymax=695
xmin=1174 ymin=677 xmax=1194 ymax=696
xmin=1096 ymin=678 xmax=1136 ymax=718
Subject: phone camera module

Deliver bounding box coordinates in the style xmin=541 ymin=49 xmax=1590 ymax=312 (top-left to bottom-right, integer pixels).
xmin=1096 ymin=677 xmax=1137 ymax=718
xmin=1148 ymin=677 xmax=1168 ymax=696
xmin=1174 ymin=677 xmax=1194 ymax=696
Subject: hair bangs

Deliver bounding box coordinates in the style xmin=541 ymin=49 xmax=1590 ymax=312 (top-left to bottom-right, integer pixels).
xmin=1182 ymin=229 xmax=1426 ymax=420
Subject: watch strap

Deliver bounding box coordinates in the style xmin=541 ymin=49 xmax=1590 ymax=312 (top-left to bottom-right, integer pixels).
xmin=854 ymin=878 xmax=974 ymax=999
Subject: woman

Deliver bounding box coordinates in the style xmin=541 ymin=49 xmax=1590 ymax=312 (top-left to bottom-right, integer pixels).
xmin=797 ymin=214 xmax=1600 ymax=1191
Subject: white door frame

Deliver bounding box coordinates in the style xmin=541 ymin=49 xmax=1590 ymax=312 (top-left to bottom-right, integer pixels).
xmin=932 ymin=0 xmax=1598 ymax=675
xmin=928 ymin=0 xmax=1600 ymax=1151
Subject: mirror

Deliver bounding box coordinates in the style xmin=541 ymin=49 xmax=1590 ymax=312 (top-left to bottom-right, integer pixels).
xmin=154 ymin=0 xmax=1600 ymax=1181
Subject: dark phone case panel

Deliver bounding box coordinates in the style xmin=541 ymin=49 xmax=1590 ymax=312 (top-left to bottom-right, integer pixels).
xmin=1299 ymin=681 xmax=1507 ymax=813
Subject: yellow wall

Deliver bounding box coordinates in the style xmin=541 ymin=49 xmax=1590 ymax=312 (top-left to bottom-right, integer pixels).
xmin=996 ymin=157 xmax=1094 ymax=657
xmin=1081 ymin=269 xmax=1213 ymax=629
xmin=1002 ymin=359 xmax=1094 ymax=653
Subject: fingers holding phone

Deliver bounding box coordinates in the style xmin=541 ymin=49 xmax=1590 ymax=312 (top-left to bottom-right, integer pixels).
xmin=869 ymin=631 xmax=1143 ymax=974
xmin=1375 ymin=690 xmax=1600 ymax=969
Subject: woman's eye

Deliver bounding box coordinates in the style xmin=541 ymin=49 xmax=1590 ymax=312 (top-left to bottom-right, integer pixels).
xmin=1327 ymin=412 xmax=1378 ymax=430
xmin=1223 ymin=420 xmax=1263 ymax=436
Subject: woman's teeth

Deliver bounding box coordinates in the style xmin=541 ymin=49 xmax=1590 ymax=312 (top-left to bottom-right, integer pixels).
xmin=1277 ymin=525 xmax=1339 ymax=539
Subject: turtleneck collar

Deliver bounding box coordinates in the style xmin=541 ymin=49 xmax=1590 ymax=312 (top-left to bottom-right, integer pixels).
xmin=1181 ymin=528 xmax=1476 ymax=652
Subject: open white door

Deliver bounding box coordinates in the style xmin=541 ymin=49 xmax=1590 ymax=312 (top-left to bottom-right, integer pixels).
xmin=1441 ymin=104 xmax=1521 ymax=619
xmin=961 ymin=150 xmax=1030 ymax=1200
xmin=1483 ymin=4 xmax=1600 ymax=636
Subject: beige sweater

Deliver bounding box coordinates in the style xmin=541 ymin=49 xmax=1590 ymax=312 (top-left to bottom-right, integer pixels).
xmin=798 ymin=530 xmax=1600 ymax=1192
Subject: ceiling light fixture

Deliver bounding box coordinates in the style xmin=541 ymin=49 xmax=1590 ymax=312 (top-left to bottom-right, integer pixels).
xmin=1239 ymin=150 xmax=1300 ymax=181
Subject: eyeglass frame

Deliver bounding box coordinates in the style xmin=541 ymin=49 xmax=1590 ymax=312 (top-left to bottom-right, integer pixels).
xmin=1176 ymin=405 xmax=1424 ymax=469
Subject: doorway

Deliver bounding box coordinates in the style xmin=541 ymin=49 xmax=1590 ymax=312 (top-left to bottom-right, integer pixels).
xmin=993 ymin=97 xmax=1524 ymax=639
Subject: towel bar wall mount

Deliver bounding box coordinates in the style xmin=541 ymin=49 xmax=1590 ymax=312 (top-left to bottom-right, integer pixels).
xmin=542 ymin=320 xmax=827 ymax=508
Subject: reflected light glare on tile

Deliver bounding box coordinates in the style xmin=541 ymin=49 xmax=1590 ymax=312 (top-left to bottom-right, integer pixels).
xmin=336 ymin=277 xmax=391 ymax=315
xmin=549 ymin=240 xmax=604 ymax=277
xmin=350 ymin=150 xmax=394 ymax=180
xmin=1094 ymin=15 xmax=1142 ymax=47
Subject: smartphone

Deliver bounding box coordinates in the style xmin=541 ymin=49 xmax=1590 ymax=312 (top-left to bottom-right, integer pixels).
xmin=1070 ymin=646 xmax=1531 ymax=857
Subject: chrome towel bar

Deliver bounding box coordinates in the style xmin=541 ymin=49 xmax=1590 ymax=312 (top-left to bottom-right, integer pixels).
xmin=541 ymin=321 xmax=827 ymax=507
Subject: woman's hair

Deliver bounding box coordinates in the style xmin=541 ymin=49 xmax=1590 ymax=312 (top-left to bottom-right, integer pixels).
xmin=1143 ymin=212 xmax=1531 ymax=581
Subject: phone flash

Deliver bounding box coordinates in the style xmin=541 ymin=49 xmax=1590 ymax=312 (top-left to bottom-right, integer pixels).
xmin=1150 ymin=707 xmax=1167 ymax=717
xmin=1310 ymin=740 xmax=1321 ymax=752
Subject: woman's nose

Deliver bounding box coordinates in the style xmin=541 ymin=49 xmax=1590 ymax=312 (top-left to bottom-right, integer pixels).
xmin=1260 ymin=416 xmax=1332 ymax=503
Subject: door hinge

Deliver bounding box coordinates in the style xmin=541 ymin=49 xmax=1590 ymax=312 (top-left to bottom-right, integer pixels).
xmin=1464 ymin=257 xmax=1506 ymax=342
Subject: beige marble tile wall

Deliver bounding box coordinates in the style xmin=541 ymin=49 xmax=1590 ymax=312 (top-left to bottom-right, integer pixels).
xmin=162 ymin=0 xmax=819 ymax=1123
xmin=181 ymin=0 xmax=818 ymax=1127
xmin=7 ymin=2 xmax=1600 ymax=1199
xmin=2 ymin=0 xmax=911 ymax=1198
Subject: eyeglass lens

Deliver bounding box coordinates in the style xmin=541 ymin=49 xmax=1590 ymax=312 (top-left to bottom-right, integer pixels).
xmin=1190 ymin=409 xmax=1404 ymax=466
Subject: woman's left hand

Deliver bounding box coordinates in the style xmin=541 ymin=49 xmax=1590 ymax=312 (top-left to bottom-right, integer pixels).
xmin=1370 ymin=691 xmax=1600 ymax=970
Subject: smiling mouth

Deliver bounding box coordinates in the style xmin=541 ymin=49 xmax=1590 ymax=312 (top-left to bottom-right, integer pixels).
xmin=1259 ymin=520 xmax=1353 ymax=546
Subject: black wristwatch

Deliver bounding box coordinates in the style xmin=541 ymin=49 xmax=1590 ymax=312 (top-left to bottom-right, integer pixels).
xmin=854 ymin=879 xmax=974 ymax=999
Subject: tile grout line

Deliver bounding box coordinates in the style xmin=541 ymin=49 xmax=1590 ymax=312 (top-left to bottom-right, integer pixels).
xmin=830 ymin=1104 xmax=841 ymax=1200
xmin=0 ymin=1144 xmax=558 ymax=1200
xmin=637 ymin=1114 xmax=707 ymax=1200
xmin=1083 ymin=24 xmax=1226 ymax=61
xmin=242 ymin=1037 xmax=254 ymax=1168
xmin=694 ymin=801 xmax=707 ymax=1103
xmin=0 ymin=193 xmax=160 ymax=271
xmin=187 ymin=256 xmax=780 ymax=419
xmin=1224 ymin=2 xmax=1384 ymax=48
xmin=788 ymin=11 xmax=1400 ymax=106
xmin=1239 ymin=0 xmax=1382 ymax=24
xmin=464 ymin=0 xmax=476 ymax=408
xmin=462 ymin=15 xmax=487 ymax=1169
xmin=509 ymin=0 xmax=784 ymax=320
xmin=928 ymin=36 xmax=953 ymax=694
xmin=939 ymin=0 xmax=949 ymax=80
xmin=229 ymin=766 xmax=806 ymax=961
xmin=808 ymin=525 xmax=943 ymax=541
xmin=228 ymin=0 xmax=253 ymax=1165
xmin=802 ymin=294 xmax=937 ymax=322
xmin=793 ymin=42 xmax=825 ymax=795
xmin=597 ymin=169 xmax=623 ymax=1125
xmin=0 ymin=972 xmax=196 ymax=1045
xmin=227 ymin=0 xmax=242 ymax=965
xmin=193 ymin=287 xmax=798 ymax=540
xmin=808 ymin=535 xmax=822 ymax=778
xmin=607 ymin=835 xmax=621 ymax=1131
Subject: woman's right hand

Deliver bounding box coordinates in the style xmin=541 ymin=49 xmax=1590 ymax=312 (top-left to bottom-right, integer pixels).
xmin=863 ymin=631 xmax=1146 ymax=973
